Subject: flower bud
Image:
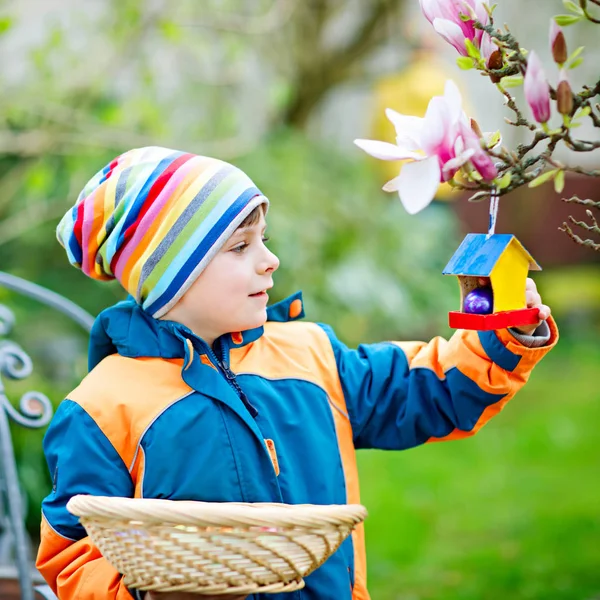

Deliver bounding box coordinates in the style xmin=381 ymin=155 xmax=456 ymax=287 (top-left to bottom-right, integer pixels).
xmin=524 ymin=51 xmax=551 ymax=124
xmin=550 ymin=20 xmax=568 ymax=65
xmin=487 ymin=49 xmax=503 ymax=83
xmin=556 ymin=70 xmax=574 ymax=115
xmin=470 ymin=118 xmax=483 ymax=139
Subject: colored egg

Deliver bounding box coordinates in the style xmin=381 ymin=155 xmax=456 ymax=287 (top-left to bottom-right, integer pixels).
xmin=464 ymin=286 xmax=493 ymax=314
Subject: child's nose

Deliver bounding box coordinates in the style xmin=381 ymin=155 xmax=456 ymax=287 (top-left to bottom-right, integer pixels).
xmin=260 ymin=247 xmax=280 ymax=274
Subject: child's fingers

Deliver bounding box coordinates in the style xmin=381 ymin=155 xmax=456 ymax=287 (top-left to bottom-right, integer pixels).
xmin=526 ymin=289 xmax=542 ymax=308
xmin=537 ymin=304 xmax=551 ymax=321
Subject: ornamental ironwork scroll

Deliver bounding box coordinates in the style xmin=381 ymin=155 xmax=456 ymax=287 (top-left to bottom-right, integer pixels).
xmin=0 ymin=304 xmax=53 ymax=600
xmin=0 ymin=271 xmax=93 ymax=600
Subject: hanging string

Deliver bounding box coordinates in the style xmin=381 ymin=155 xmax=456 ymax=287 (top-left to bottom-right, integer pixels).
xmin=487 ymin=188 xmax=499 ymax=238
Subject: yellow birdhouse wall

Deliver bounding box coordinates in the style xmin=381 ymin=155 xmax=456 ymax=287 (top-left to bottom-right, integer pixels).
xmin=490 ymin=240 xmax=530 ymax=312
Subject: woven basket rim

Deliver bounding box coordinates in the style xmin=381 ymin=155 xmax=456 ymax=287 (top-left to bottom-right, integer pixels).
xmin=67 ymin=495 xmax=368 ymax=529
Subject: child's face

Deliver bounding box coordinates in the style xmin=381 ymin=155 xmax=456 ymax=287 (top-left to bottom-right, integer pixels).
xmin=163 ymin=210 xmax=279 ymax=345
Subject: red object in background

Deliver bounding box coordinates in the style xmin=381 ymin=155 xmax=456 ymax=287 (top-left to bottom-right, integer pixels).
xmin=448 ymin=307 xmax=540 ymax=330
xmin=451 ymin=173 xmax=600 ymax=268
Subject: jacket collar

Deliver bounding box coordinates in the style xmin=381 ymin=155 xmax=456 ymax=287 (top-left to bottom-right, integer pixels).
xmin=88 ymin=292 xmax=305 ymax=371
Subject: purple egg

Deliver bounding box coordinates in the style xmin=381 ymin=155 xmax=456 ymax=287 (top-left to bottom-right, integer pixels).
xmin=464 ymin=286 xmax=494 ymax=314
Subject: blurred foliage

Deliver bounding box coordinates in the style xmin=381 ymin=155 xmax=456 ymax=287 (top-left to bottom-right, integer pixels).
xmin=0 ymin=2 xmax=598 ymax=599
xmin=0 ymin=0 xmax=459 ymax=543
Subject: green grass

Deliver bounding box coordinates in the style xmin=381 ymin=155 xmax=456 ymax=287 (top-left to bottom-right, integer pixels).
xmin=358 ymin=339 xmax=600 ymax=600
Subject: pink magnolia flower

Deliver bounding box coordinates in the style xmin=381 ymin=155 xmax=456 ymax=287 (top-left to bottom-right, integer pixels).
xmin=354 ymin=80 xmax=497 ymax=214
xmin=524 ymin=51 xmax=551 ymax=123
xmin=420 ymin=0 xmax=490 ymax=57
xmin=480 ymin=32 xmax=499 ymax=63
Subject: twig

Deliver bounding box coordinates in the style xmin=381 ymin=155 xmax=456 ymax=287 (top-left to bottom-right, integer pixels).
xmin=563 ymin=196 xmax=600 ymax=209
xmin=559 ymin=222 xmax=600 ymax=250
xmin=568 ymin=210 xmax=600 ymax=233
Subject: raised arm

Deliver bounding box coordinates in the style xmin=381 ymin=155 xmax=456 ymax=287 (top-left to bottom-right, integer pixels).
xmin=318 ymin=319 xmax=558 ymax=450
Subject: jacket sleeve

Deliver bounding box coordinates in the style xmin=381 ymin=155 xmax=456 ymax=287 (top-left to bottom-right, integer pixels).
xmin=318 ymin=318 xmax=558 ymax=450
xmin=36 ymin=399 xmax=136 ymax=600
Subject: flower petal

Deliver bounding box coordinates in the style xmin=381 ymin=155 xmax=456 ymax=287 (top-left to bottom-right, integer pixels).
xmin=524 ymin=51 xmax=551 ymax=123
xmin=460 ymin=123 xmax=498 ymax=181
xmin=421 ymin=96 xmax=447 ymax=152
xmin=433 ymin=18 xmax=468 ymax=55
xmin=482 ymin=130 xmax=502 ymax=149
xmin=396 ymin=155 xmax=441 ymax=214
xmin=442 ymin=149 xmax=475 ymax=180
xmin=385 ymin=109 xmax=424 ymax=149
xmin=480 ymin=32 xmax=497 ymax=61
xmin=382 ymin=173 xmax=403 ymax=192
xmin=443 ymin=79 xmax=464 ymax=122
xmin=419 ymin=0 xmax=443 ymax=24
xmin=354 ymin=139 xmax=421 ymax=161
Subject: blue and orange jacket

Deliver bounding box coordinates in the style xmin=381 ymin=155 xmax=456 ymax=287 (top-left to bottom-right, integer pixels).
xmin=37 ymin=292 xmax=558 ymax=600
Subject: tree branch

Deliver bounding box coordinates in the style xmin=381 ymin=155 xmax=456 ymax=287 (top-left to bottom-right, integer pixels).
xmin=563 ymin=196 xmax=600 ymax=209
xmin=559 ymin=222 xmax=600 ymax=250
xmin=281 ymin=0 xmax=403 ymax=128
xmin=174 ymin=0 xmax=299 ymax=34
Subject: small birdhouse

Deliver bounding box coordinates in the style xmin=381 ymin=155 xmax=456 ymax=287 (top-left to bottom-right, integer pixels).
xmin=443 ymin=233 xmax=542 ymax=330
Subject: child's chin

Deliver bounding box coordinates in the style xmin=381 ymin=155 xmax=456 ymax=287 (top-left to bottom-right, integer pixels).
xmin=238 ymin=311 xmax=268 ymax=331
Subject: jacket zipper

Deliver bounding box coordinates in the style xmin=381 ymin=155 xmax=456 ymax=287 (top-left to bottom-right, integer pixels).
xmin=208 ymin=341 xmax=259 ymax=418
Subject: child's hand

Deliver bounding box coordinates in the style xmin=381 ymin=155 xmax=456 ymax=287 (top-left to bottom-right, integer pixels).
xmin=477 ymin=276 xmax=551 ymax=336
xmin=512 ymin=277 xmax=551 ymax=335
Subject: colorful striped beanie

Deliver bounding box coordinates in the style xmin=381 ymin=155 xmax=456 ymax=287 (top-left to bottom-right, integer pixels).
xmin=57 ymin=146 xmax=268 ymax=318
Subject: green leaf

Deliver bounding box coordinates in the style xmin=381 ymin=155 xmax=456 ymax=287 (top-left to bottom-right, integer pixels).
xmin=467 ymin=191 xmax=491 ymax=202
xmin=568 ymin=46 xmax=585 ymax=63
xmin=563 ymin=0 xmax=584 ymax=14
xmin=574 ymin=106 xmax=591 ymax=119
xmin=568 ymin=56 xmax=584 ymax=69
xmin=465 ymin=38 xmax=481 ymax=60
xmin=528 ymin=169 xmax=558 ymax=188
xmin=0 ymin=17 xmax=13 ymax=35
xmin=501 ymin=74 xmax=524 ymax=88
xmin=554 ymin=14 xmax=583 ymax=26
xmin=495 ymin=172 xmax=512 ymax=190
xmin=554 ymin=170 xmax=565 ymax=193
xmin=159 ymin=20 xmax=181 ymax=42
xmin=486 ymin=131 xmax=502 ymax=148
xmin=456 ymin=56 xmax=474 ymax=70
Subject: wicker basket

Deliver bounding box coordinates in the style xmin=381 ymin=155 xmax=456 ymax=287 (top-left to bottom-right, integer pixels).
xmin=67 ymin=495 xmax=367 ymax=596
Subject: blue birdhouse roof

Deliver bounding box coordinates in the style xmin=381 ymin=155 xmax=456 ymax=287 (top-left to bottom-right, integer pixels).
xmin=443 ymin=234 xmax=541 ymax=276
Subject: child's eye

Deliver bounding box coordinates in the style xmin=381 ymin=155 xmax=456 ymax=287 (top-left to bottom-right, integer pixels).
xmin=262 ymin=236 xmax=270 ymax=244
xmin=231 ymin=243 xmax=248 ymax=253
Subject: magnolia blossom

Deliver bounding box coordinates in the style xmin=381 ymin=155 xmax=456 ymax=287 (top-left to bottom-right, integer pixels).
xmin=420 ymin=0 xmax=490 ymax=57
xmin=354 ymin=80 xmax=497 ymax=215
xmin=524 ymin=51 xmax=551 ymax=123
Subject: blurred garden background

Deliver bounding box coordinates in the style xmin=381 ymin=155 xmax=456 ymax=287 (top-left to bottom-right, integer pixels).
xmin=0 ymin=0 xmax=599 ymax=598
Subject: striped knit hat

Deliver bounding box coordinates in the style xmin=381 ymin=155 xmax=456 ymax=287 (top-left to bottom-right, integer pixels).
xmin=57 ymin=146 xmax=268 ymax=318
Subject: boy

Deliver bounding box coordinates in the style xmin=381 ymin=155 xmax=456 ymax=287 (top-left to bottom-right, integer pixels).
xmin=36 ymin=146 xmax=557 ymax=600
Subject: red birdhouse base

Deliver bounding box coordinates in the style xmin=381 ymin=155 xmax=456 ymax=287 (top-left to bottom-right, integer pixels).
xmin=448 ymin=308 xmax=540 ymax=331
